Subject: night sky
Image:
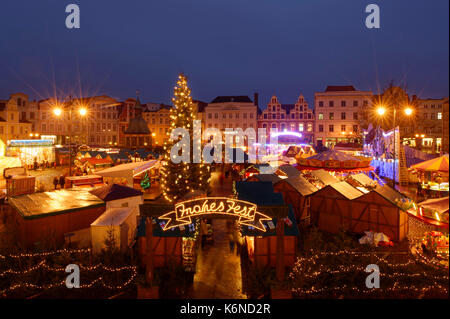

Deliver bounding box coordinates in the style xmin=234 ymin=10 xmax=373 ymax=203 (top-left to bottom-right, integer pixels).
xmin=0 ymin=0 xmax=448 ymax=107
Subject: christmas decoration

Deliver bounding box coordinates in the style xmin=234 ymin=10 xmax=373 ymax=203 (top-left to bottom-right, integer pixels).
xmin=160 ymin=73 xmax=211 ymax=202
xmin=140 ymin=172 xmax=151 ymax=190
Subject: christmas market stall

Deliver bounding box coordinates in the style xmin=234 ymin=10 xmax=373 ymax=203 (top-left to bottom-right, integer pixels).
xmin=309 ymin=181 xmax=364 ymax=236
xmin=236 ymin=181 xmax=297 ymax=268
xmin=245 ymin=173 xmax=282 ymax=184
xmin=138 ymin=200 xmax=199 ymax=272
xmin=6 ymin=189 xmax=105 ymax=247
xmin=273 ymin=175 xmax=318 ymax=224
xmin=344 ymin=173 xmax=411 ymax=241
xmin=96 ymin=160 xmax=160 ymax=188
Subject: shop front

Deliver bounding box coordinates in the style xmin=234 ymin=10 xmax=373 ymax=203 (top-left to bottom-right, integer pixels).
xmin=6 ymin=139 xmax=55 ymax=167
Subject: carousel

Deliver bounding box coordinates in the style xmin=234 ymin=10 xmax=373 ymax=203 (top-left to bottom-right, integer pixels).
xmin=410 ymin=154 xmax=449 ymax=195
xmin=296 ymin=149 xmax=374 ymax=179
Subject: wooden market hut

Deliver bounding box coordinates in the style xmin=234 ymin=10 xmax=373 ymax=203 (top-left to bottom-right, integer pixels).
xmin=245 ymin=173 xmax=282 ymax=184
xmin=309 ymin=169 xmax=339 ymax=185
xmin=275 ymin=164 xmax=301 ymax=178
xmin=7 ymin=189 xmax=106 ymax=247
xmin=309 ymin=181 xmax=364 ymax=235
xmin=136 ymin=214 xmax=196 ymax=268
xmin=345 ymin=173 xmax=410 ymax=241
xmin=236 ymin=181 xmax=297 ymax=268
xmin=273 ymin=175 xmax=318 ymax=224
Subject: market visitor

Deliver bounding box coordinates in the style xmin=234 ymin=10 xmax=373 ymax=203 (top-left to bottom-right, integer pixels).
xmin=228 ymin=232 xmax=235 ymax=253
xmin=53 ymin=176 xmax=59 ymax=190
xmin=59 ymin=175 xmax=65 ymax=189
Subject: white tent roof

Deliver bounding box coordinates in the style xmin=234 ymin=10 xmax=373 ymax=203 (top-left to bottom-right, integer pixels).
xmin=91 ymin=207 xmax=133 ymax=227
xmin=95 ymin=160 xmax=159 ymax=185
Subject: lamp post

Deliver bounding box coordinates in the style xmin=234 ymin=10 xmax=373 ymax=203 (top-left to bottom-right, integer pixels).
xmin=53 ymin=98 xmax=87 ymax=176
xmin=376 ymin=105 xmax=413 ymax=189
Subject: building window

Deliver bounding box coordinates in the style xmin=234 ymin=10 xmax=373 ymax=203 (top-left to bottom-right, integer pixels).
xmin=341 ymin=100 xmax=346 ymax=107
xmin=243 ymin=113 xmax=247 ymax=119
xmin=363 ymin=100 xmax=368 ymax=107
xmin=329 ymin=113 xmax=334 ymax=120
xmin=318 ymin=113 xmax=324 ymax=120
xmin=353 ymin=125 xmax=358 ymax=133
xmin=353 ymin=100 xmax=358 ymax=107
xmin=423 ymin=113 xmax=428 ymax=119
xmin=438 ymin=112 xmax=442 ymax=119
xmin=214 ymin=113 xmax=218 ymax=119
xmin=318 ymin=125 xmax=323 ymax=132
xmin=307 ymin=123 xmax=313 ymax=132
xmin=318 ymin=101 xmax=323 ymax=107
xmin=353 ymin=112 xmax=358 ymax=120
xmin=250 ymin=113 xmax=254 ymax=119
xmin=341 ymin=112 xmax=346 ymax=120
xmin=341 ymin=125 xmax=346 ymax=132
xmin=299 ymin=123 xmax=304 ymax=132
xmin=299 ymin=113 xmax=303 ymax=119
xmin=329 ymin=101 xmax=334 ymax=107
xmin=329 ymin=125 xmax=334 ymax=132
xmin=208 ymin=113 xmax=212 ymax=119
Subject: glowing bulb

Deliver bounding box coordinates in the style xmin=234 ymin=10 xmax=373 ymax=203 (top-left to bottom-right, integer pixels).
xmin=53 ymin=108 xmax=62 ymax=116
xmin=404 ymin=108 xmax=413 ymax=116
xmin=79 ymin=108 xmax=87 ymax=116
xmin=376 ymin=107 xmax=386 ymax=116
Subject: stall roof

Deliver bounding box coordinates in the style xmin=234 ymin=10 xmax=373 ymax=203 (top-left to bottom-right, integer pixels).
xmin=276 ymin=175 xmax=318 ymax=196
xmin=90 ymin=184 xmax=143 ymax=202
xmin=9 ymin=189 xmax=105 ymax=219
xmin=418 ymin=197 xmax=449 ymax=214
xmin=96 ymin=160 xmax=159 ymax=185
xmin=329 ymin=181 xmax=364 ymax=200
xmin=310 ymin=169 xmax=339 ymax=185
xmin=91 ymin=207 xmax=133 ymax=227
xmin=247 ymin=174 xmax=281 ymax=184
xmin=236 ymin=181 xmax=284 ymax=206
xmin=277 ymin=165 xmax=301 ymax=178
xmin=347 ymin=173 xmax=410 ymax=210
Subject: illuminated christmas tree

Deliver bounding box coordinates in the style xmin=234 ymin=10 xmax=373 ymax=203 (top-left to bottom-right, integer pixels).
xmin=161 ymin=73 xmax=211 ymax=202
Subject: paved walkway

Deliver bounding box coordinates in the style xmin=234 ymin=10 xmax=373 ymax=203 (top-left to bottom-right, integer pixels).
xmin=190 ymin=170 xmax=246 ymax=298
xmin=191 ymin=219 xmax=246 ymax=299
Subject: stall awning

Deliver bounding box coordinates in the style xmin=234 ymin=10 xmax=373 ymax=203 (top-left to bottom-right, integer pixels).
xmin=96 ymin=160 xmax=159 ymax=185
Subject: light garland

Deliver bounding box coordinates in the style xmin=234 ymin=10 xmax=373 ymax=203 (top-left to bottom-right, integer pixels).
xmin=289 ymin=249 xmax=449 ymax=298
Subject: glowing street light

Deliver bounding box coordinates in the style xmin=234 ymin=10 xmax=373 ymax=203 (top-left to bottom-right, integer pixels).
xmin=79 ymin=108 xmax=87 ymax=116
xmin=53 ymin=108 xmax=62 ymax=116
xmin=376 ymin=106 xmax=386 ymax=116
xmin=404 ymin=107 xmax=413 ymax=116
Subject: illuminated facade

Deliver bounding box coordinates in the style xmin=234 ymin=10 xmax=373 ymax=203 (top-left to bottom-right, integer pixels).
xmin=258 ymin=94 xmax=314 ymax=144
xmin=314 ymin=86 xmax=372 ymax=147
xmin=0 ymin=93 xmax=33 ymax=145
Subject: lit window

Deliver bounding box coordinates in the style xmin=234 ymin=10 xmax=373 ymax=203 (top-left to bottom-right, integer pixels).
xmin=438 ymin=112 xmax=442 ymax=120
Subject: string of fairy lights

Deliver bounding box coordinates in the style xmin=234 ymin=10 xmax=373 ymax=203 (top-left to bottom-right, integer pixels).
xmin=160 ymin=73 xmax=210 ymax=203
xmin=289 ymin=250 xmax=449 ymax=297
xmin=0 ymin=248 xmax=137 ymax=297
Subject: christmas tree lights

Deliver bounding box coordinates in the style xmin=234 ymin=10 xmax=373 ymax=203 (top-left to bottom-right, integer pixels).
xmin=160 ymin=73 xmax=211 ymax=202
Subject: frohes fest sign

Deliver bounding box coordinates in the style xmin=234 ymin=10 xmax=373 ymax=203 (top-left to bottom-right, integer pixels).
xmin=159 ymin=197 xmax=271 ymax=232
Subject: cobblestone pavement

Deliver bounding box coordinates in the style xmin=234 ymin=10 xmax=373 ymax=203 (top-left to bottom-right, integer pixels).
xmin=190 ymin=171 xmax=246 ymax=299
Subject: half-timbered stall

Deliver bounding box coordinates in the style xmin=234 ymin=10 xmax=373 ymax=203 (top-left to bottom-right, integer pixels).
xmin=309 ymin=181 xmax=364 ymax=235
xmin=236 ymin=181 xmax=297 ymax=268
xmin=273 ymin=175 xmax=318 ymax=224
xmin=345 ymin=173 xmax=411 ymax=241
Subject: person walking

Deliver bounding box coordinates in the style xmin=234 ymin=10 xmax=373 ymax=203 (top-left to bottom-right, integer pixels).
xmin=59 ymin=175 xmax=65 ymax=190
xmin=53 ymin=176 xmax=59 ymax=190
xmin=228 ymin=232 xmax=235 ymax=254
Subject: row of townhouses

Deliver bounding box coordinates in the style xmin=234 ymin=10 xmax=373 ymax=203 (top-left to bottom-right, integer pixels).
xmin=1 ymin=86 xmax=448 ymax=154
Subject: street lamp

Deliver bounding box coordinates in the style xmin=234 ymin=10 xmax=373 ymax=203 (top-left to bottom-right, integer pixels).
xmin=53 ymin=100 xmax=87 ymax=176
xmin=376 ymin=104 xmax=413 ymax=188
